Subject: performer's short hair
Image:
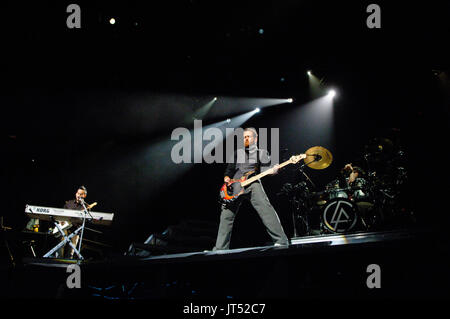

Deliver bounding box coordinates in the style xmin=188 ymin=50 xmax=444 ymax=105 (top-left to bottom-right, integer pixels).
xmin=340 ymin=166 xmax=365 ymax=177
xmin=78 ymin=186 xmax=87 ymax=194
xmin=244 ymin=127 xmax=258 ymax=138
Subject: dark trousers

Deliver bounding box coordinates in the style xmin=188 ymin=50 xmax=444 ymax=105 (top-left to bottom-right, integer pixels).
xmin=213 ymin=182 xmax=288 ymax=250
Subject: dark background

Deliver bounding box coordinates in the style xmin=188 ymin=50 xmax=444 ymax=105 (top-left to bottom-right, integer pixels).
xmin=1 ymin=0 xmax=449 ymax=252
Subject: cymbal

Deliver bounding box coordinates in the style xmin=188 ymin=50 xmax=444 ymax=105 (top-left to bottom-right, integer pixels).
xmin=305 ymin=146 xmax=333 ymax=170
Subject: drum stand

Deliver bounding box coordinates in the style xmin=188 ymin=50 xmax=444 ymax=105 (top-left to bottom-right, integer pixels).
xmin=290 ymin=195 xmax=304 ymax=237
xmin=278 ymin=182 xmax=308 ymax=237
xmin=293 ymin=194 xmax=312 ymax=237
xmin=291 ymin=162 xmax=317 ymax=237
xmin=295 ymin=161 xmax=318 ymax=236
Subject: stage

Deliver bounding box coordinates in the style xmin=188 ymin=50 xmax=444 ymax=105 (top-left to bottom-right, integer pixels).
xmin=3 ymin=226 xmax=448 ymax=301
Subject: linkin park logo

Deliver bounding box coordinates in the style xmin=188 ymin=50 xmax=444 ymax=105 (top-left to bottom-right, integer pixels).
xmin=323 ymin=200 xmax=358 ymax=232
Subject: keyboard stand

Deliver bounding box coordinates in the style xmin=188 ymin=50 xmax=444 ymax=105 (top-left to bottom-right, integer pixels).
xmin=43 ymin=219 xmax=84 ymax=260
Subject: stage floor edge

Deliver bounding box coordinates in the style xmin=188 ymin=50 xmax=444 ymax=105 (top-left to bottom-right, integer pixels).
xmin=21 ymin=227 xmax=428 ymax=267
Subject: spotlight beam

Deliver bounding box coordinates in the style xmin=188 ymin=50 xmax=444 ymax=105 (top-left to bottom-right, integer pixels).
xmin=308 ymin=72 xmax=323 ymax=99
xmin=186 ymin=97 xmax=218 ymax=123
xmin=200 ymin=109 xmax=259 ymax=161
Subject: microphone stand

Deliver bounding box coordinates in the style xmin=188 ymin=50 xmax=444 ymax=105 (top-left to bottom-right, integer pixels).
xmin=298 ymin=161 xmax=316 ymax=189
xmin=76 ymin=199 xmax=94 ymax=260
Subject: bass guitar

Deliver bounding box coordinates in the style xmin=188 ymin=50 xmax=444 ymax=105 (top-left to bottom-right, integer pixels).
xmin=219 ymin=154 xmax=306 ymax=204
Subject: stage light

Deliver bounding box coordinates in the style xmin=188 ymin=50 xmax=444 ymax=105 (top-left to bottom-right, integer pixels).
xmin=214 ymin=97 xmax=218 ymax=101
xmin=328 ymin=89 xmax=336 ymax=98
xmin=255 ymin=108 xmax=260 ymax=113
xmin=287 ymin=98 xmax=293 ymax=103
xmin=109 ymin=18 xmax=116 ymax=25
xmin=226 ymin=118 xmax=231 ymax=123
xmin=307 ymin=70 xmax=312 ymax=76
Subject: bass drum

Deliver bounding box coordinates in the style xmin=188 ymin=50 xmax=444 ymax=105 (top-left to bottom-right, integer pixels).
xmin=321 ymin=198 xmax=359 ymax=233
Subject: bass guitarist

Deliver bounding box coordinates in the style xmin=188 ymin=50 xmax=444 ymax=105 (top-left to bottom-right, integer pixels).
xmin=212 ymin=127 xmax=289 ymax=250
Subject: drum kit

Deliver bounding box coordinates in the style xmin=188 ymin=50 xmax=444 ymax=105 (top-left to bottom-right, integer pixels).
xmin=280 ymin=138 xmax=410 ymax=237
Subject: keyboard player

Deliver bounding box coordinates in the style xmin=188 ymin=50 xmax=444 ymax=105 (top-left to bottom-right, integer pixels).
xmin=57 ymin=186 xmax=88 ymax=259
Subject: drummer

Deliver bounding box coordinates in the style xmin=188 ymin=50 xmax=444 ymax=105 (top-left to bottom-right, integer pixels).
xmin=341 ymin=163 xmax=364 ymax=185
xmin=340 ymin=163 xmax=368 ymax=198
xmin=340 ymin=163 xmax=375 ymax=223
